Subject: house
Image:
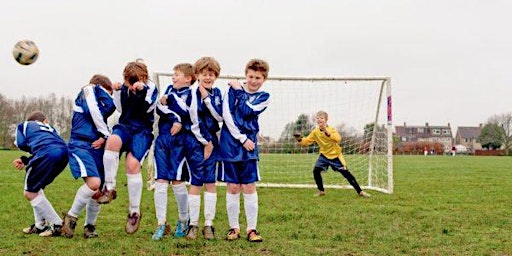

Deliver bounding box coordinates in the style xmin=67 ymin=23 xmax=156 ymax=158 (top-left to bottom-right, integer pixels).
xmin=394 ymin=122 xmax=454 ymax=150
xmin=455 ymin=125 xmax=482 ymax=152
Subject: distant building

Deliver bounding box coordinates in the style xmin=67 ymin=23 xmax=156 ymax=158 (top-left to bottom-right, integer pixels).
xmin=394 ymin=122 xmax=453 ymax=150
xmin=455 ymin=124 xmax=482 ymax=152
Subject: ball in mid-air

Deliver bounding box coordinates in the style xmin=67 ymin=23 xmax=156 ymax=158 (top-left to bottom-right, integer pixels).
xmin=13 ymin=40 xmax=39 ymax=65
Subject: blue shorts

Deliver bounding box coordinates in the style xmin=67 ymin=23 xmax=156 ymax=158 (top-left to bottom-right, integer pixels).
xmin=112 ymin=124 xmax=154 ymax=164
xmin=218 ymin=159 xmax=260 ymax=184
xmin=183 ymin=132 xmax=206 ymax=186
xmin=186 ymin=158 xmax=220 ymax=186
xmin=68 ymin=139 xmax=104 ymax=180
xmin=314 ymin=154 xmax=346 ymax=171
xmin=202 ymin=157 xmax=221 ymax=184
xmin=25 ymin=146 xmax=69 ymax=192
xmin=153 ymin=133 xmax=189 ymax=181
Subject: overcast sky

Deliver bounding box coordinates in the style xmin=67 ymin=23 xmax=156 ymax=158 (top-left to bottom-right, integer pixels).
xmin=1 ymin=0 xmax=511 ymax=132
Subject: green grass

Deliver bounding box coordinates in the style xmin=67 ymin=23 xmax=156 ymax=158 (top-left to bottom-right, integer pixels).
xmin=0 ymin=150 xmax=511 ymax=255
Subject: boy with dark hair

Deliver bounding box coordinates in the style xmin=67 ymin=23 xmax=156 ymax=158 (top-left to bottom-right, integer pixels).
xmin=14 ymin=111 xmax=69 ymax=237
xmin=99 ymin=61 xmax=159 ymax=234
xmin=61 ymin=74 xmax=116 ymax=238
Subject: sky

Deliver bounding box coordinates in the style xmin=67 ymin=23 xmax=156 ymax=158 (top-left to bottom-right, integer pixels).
xmin=1 ymin=0 xmax=512 ymax=133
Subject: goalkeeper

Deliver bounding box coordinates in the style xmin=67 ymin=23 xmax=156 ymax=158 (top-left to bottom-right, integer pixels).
xmin=294 ymin=110 xmax=371 ymax=198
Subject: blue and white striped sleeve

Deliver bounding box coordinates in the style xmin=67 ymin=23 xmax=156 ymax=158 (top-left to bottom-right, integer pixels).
xmin=83 ymin=85 xmax=110 ymax=138
xmin=222 ymin=87 xmax=247 ymax=144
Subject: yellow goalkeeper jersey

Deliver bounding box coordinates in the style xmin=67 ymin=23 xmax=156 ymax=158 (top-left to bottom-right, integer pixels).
xmin=298 ymin=126 xmax=347 ymax=166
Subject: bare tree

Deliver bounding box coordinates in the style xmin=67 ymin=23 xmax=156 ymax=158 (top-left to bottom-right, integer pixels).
xmin=0 ymin=94 xmax=15 ymax=148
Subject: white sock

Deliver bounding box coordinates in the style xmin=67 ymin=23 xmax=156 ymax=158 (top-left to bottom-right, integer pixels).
xmin=188 ymin=194 xmax=201 ymax=226
xmin=172 ymin=183 xmax=189 ymax=222
xmin=69 ymin=184 xmax=96 ymax=217
xmin=103 ymin=150 xmax=119 ymax=190
xmin=154 ymin=182 xmax=168 ymax=225
xmin=203 ymin=192 xmax=217 ymax=227
xmin=85 ymin=199 xmax=101 ymax=225
xmin=127 ymin=173 xmax=143 ymax=214
xmin=244 ymin=192 xmax=258 ymax=231
xmin=31 ymin=191 xmax=62 ymax=226
xmin=226 ymin=192 xmax=240 ymax=230
xmin=29 ymin=194 xmax=45 ymax=229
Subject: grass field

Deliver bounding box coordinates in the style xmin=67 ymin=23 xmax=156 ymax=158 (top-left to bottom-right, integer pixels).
xmin=0 ymin=150 xmax=511 ymax=255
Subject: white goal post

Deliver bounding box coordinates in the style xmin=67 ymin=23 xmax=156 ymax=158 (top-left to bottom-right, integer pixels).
xmin=148 ymin=73 xmax=393 ymax=194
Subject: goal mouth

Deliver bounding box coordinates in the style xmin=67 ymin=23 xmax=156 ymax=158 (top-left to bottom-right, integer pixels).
xmin=150 ymin=73 xmax=393 ymax=194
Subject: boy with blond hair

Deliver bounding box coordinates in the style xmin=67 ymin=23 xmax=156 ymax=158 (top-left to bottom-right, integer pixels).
xmin=99 ymin=61 xmax=159 ymax=234
xmin=294 ymin=111 xmax=371 ymax=198
xmin=185 ymin=56 xmax=223 ymax=240
xmin=151 ymin=63 xmax=194 ymax=240
xmin=219 ymin=59 xmax=270 ymax=242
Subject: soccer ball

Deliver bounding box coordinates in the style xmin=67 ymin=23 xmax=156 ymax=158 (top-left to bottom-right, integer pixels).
xmin=13 ymin=40 xmax=39 ymax=65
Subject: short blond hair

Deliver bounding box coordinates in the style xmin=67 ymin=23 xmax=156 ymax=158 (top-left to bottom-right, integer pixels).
xmin=173 ymin=63 xmax=195 ymax=84
xmin=316 ymin=110 xmax=328 ymax=119
xmin=245 ymin=59 xmax=269 ymax=79
xmin=193 ymin=57 xmax=221 ymax=77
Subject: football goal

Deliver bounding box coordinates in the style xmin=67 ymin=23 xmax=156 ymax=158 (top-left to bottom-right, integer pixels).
xmin=150 ymin=73 xmax=393 ymax=194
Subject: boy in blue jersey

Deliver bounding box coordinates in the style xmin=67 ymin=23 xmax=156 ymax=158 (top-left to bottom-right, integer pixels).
xmin=294 ymin=111 xmax=371 ymax=198
xmin=219 ymin=59 xmax=270 ymax=242
xmin=13 ymin=111 xmax=69 ymax=237
xmin=185 ymin=56 xmax=223 ymax=240
xmin=99 ymin=61 xmax=159 ymax=234
xmin=61 ymin=74 xmax=116 ymax=239
xmin=151 ymin=63 xmax=194 ymax=241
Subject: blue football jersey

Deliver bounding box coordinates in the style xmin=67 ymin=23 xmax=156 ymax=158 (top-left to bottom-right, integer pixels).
xmin=156 ymin=84 xmax=181 ymax=134
xmin=15 ymin=121 xmax=67 ymax=154
xmin=189 ymin=85 xmax=223 ymax=147
xmin=113 ymin=80 xmax=158 ymax=131
xmin=70 ymin=84 xmax=116 ymax=141
xmin=220 ymin=86 xmax=270 ymax=161
xmin=165 ymin=86 xmax=193 ymax=131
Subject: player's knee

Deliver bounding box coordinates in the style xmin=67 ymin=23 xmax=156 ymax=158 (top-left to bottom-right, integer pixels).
xmin=204 ymin=183 xmax=216 ymax=193
xmin=105 ymin=135 xmax=122 ymax=151
xmin=313 ymin=167 xmax=323 ymax=174
xmin=125 ymin=157 xmax=141 ymax=173
xmin=241 ymin=183 xmax=256 ymax=194
xmin=226 ymin=183 xmax=241 ymax=194
xmin=85 ymin=177 xmax=101 ymax=191
xmin=171 ymin=180 xmax=183 ymax=185
xmin=24 ymin=190 xmax=37 ymax=200
xmin=337 ymin=167 xmax=349 ymax=174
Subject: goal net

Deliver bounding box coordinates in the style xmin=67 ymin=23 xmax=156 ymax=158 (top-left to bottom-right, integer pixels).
xmin=150 ymin=73 xmax=393 ymax=194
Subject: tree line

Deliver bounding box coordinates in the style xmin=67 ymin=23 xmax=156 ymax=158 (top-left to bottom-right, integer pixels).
xmin=0 ymin=93 xmax=73 ymax=149
xmin=1 ymin=92 xmax=509 ymax=155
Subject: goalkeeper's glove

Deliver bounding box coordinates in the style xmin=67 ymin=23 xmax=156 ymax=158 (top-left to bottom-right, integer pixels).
xmin=293 ymin=133 xmax=302 ymax=142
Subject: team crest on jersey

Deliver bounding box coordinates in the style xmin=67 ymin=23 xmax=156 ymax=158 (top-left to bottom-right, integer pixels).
xmin=180 ymin=94 xmax=188 ymax=102
xmin=214 ymin=96 xmax=221 ymax=106
xmin=248 ymin=95 xmax=256 ymax=103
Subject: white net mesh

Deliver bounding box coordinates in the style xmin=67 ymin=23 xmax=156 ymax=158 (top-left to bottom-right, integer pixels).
xmin=151 ymin=73 xmax=393 ymax=193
